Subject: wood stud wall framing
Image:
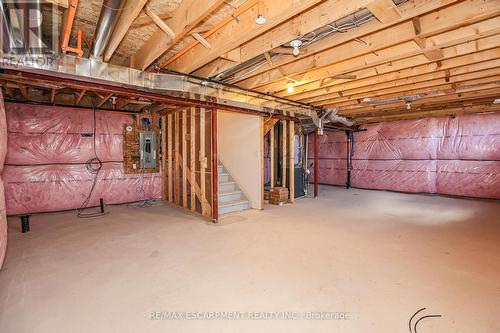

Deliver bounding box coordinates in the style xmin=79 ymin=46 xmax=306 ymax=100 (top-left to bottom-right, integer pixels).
xmin=161 ymin=102 xmax=214 ymax=219
xmin=265 ymin=117 xmax=296 ymax=202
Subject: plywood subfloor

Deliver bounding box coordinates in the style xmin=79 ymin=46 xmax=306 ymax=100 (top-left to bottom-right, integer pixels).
xmin=0 ymin=186 xmax=499 ymax=332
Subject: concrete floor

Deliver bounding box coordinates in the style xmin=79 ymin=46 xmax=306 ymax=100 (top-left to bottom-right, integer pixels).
xmin=0 ymin=186 xmax=499 ymax=333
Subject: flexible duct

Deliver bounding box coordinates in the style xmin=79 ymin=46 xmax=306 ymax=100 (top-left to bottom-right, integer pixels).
xmin=321 ymin=107 xmax=354 ymax=127
xmin=91 ymin=0 xmax=125 ymax=60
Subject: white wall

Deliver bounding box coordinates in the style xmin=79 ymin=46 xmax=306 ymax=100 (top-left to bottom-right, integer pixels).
xmin=218 ymin=111 xmax=263 ymax=209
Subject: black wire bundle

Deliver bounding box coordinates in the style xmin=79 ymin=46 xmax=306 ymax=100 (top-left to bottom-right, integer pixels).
xmin=77 ymin=99 xmax=108 ymax=218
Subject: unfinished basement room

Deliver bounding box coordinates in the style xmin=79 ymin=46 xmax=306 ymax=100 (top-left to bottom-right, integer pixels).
xmin=0 ymin=0 xmax=499 ymax=332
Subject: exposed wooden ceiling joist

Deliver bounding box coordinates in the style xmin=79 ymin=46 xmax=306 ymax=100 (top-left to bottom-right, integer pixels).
xmin=339 ymin=87 xmax=500 ymax=115
xmin=278 ymin=41 xmax=500 ymax=100
xmin=356 ymin=103 xmax=500 ymax=123
xmin=103 ymin=0 xmax=148 ymax=63
xmin=165 ymin=0 xmax=328 ymax=73
xmin=193 ymin=0 xmax=389 ymax=77
xmin=253 ymin=23 xmax=500 ymax=98
xmin=300 ymin=60 xmax=500 ymax=105
xmin=237 ymin=1 xmax=500 ymax=91
xmin=365 ymin=0 xmax=401 ymax=24
xmin=132 ymin=0 xmax=227 ymax=70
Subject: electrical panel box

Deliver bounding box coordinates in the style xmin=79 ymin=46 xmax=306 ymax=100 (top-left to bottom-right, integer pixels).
xmin=139 ymin=131 xmax=157 ymax=169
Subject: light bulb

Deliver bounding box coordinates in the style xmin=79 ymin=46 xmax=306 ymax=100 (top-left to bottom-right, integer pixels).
xmin=289 ymin=39 xmax=303 ymax=57
xmin=287 ymin=83 xmax=295 ymax=93
xmin=255 ymin=14 xmax=266 ymax=25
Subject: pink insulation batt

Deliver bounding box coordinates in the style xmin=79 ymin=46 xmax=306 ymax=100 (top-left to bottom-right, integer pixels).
xmin=3 ymin=103 xmax=162 ymax=216
xmin=309 ymin=113 xmax=500 ymax=199
xmin=307 ymin=130 xmax=347 ymax=186
xmin=0 ymin=92 xmax=8 ymax=268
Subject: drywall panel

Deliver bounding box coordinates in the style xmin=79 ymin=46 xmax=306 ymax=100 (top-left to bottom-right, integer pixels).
xmin=218 ymin=111 xmax=263 ymax=209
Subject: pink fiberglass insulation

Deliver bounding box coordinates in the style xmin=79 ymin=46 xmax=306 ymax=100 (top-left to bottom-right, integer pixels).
xmin=307 ymin=130 xmax=347 ymax=186
xmin=309 ymin=113 xmax=500 ymax=199
xmin=0 ymin=91 xmax=7 ymax=268
xmin=3 ymin=103 xmax=162 ymax=215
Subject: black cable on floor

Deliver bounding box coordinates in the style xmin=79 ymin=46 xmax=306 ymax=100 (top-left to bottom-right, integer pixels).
xmin=77 ymin=98 xmax=108 ymax=219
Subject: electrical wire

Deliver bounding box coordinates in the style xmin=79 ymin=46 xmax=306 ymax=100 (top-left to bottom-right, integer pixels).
xmin=127 ymin=166 xmax=159 ymax=208
xmin=409 ymin=308 xmax=426 ymax=333
xmin=77 ymin=98 xmax=108 ymax=218
xmin=216 ymin=10 xmax=377 ymax=84
xmin=414 ymin=315 xmax=442 ymax=333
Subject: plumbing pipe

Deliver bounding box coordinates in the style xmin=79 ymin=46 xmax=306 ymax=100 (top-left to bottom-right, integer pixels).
xmin=61 ymin=0 xmax=79 ymax=53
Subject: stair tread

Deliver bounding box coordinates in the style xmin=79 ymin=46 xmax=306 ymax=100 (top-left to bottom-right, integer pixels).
xmin=219 ymin=180 xmax=236 ymax=185
xmin=219 ymin=190 xmax=242 ymax=196
xmin=219 ymin=199 xmax=249 ymax=208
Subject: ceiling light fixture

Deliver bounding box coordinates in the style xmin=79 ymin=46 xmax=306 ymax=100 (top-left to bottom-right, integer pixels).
xmin=256 ymin=14 xmax=266 ymax=25
xmin=255 ymin=1 xmax=266 ymax=25
xmin=290 ymin=39 xmax=303 ymax=57
xmin=287 ymin=83 xmax=295 ymax=93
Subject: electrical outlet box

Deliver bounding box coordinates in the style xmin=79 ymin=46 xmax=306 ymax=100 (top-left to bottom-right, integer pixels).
xmin=139 ymin=131 xmax=157 ymax=169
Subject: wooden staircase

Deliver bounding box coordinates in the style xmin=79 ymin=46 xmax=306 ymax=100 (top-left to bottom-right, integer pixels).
xmin=218 ymin=162 xmax=250 ymax=215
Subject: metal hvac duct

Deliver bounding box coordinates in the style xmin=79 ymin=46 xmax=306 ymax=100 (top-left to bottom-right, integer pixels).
xmin=91 ymin=0 xmax=125 ymax=60
xmin=0 ymin=0 xmax=43 ymax=53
